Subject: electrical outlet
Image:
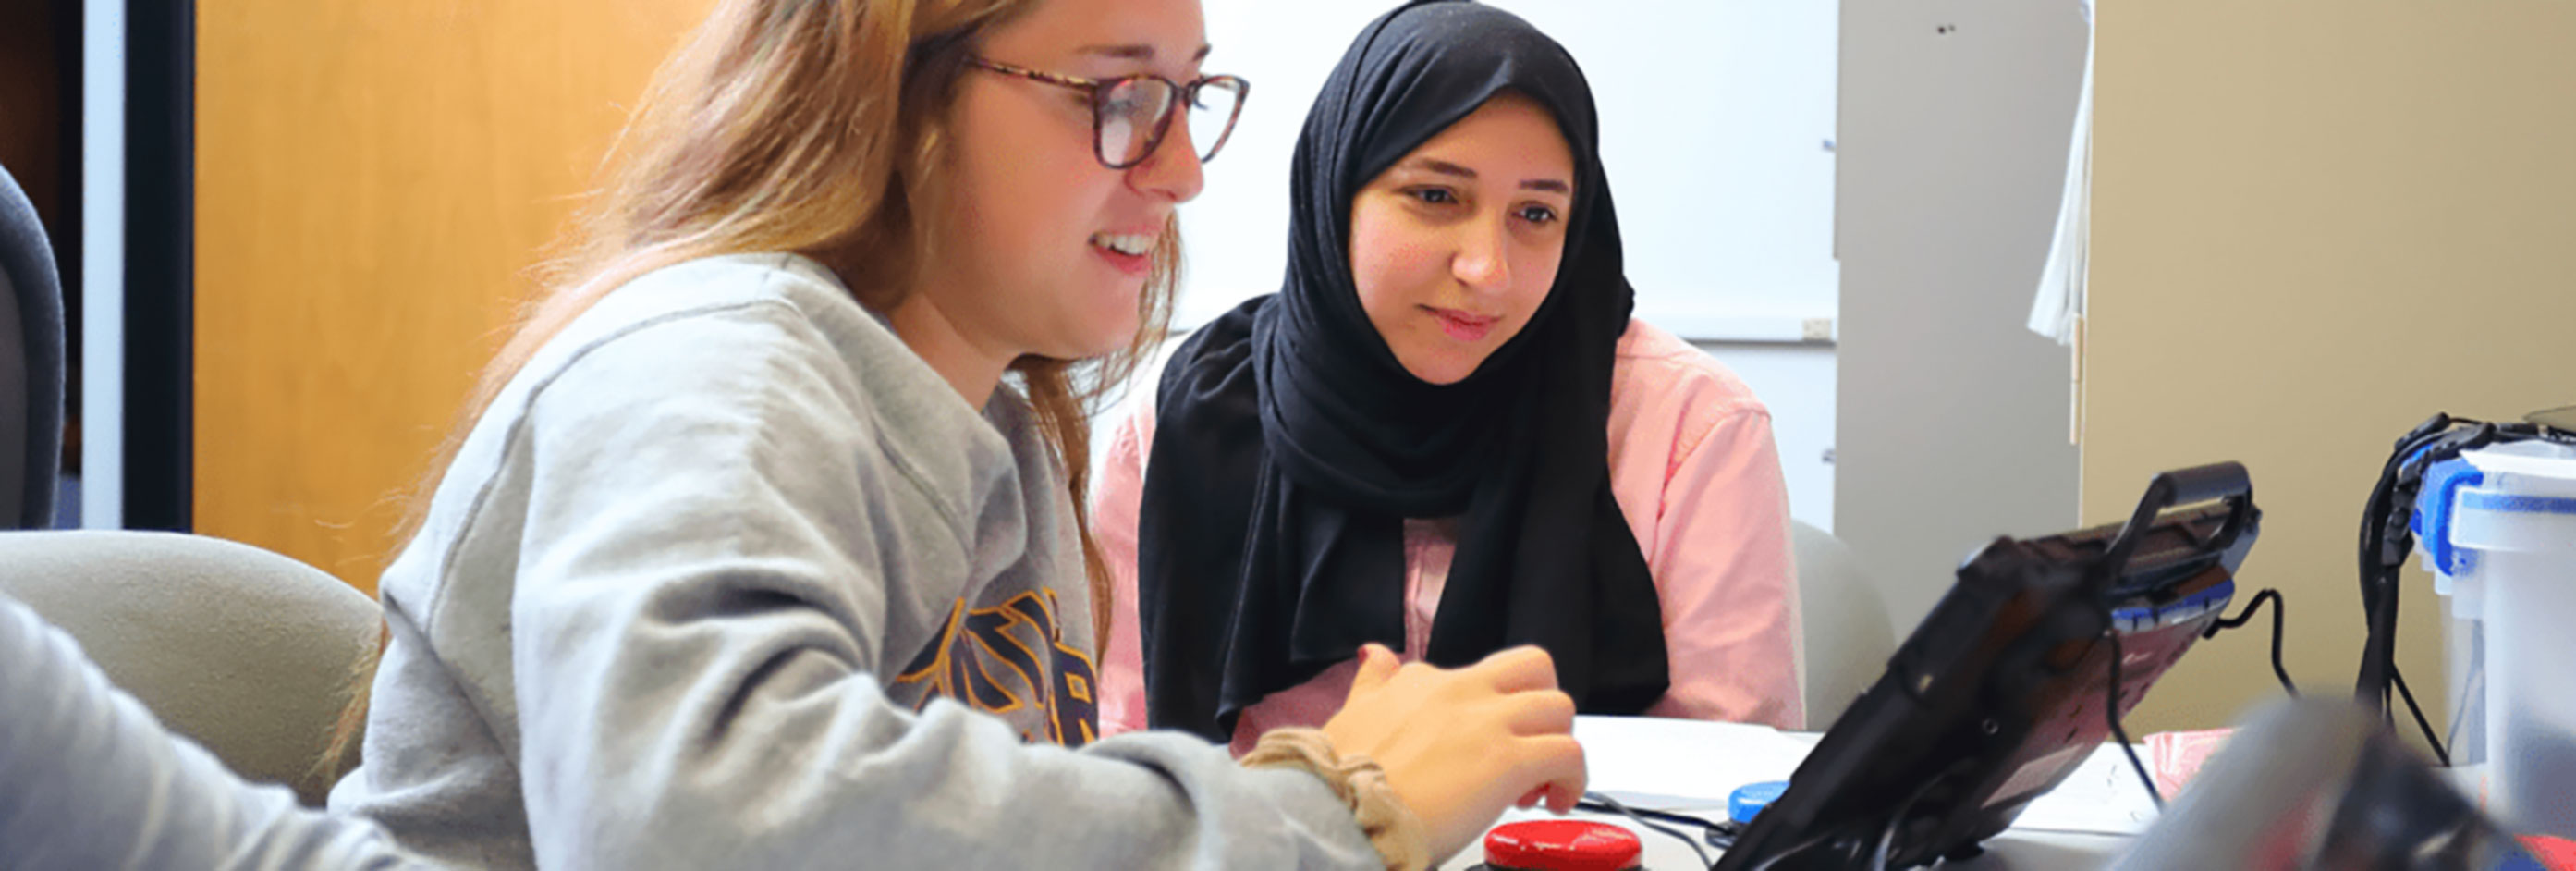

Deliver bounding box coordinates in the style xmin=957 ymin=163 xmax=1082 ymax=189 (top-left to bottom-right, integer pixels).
xmin=1801 ymin=318 xmax=1834 ymax=343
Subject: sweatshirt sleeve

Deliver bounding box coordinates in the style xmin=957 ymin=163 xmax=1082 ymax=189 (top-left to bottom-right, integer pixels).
xmin=1092 ymin=389 xmax=1157 ymax=738
xmin=501 ymin=304 xmax=1380 ymax=870
xmin=0 ymin=593 xmax=425 ymax=871
xmin=1640 ymin=408 xmax=1807 ymax=730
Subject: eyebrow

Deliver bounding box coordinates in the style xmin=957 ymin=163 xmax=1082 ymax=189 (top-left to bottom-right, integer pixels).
xmin=1404 ymin=158 xmax=1572 ymax=195
xmin=1078 ymin=43 xmax=1215 ymax=63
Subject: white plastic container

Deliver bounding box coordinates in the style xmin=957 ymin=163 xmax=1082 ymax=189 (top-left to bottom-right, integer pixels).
xmin=2421 ymin=439 xmax=2576 ymax=837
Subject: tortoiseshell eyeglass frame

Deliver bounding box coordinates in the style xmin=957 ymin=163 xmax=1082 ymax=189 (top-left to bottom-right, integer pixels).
xmin=965 ymin=55 xmax=1249 ymax=170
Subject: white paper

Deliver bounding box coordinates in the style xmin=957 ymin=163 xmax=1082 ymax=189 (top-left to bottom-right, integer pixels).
xmin=2027 ymin=0 xmax=2094 ymax=346
xmin=1573 ymin=716 xmax=1813 ymax=807
xmin=1573 ymin=715 xmax=2160 ymax=836
xmin=2011 ymin=742 xmax=2164 ymax=835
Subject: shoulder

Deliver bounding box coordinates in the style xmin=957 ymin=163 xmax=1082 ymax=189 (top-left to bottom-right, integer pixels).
xmin=516 ymin=252 xmax=974 ymax=439
xmin=1609 ymin=318 xmax=1771 ymax=440
xmin=387 ymin=254 xmax=980 ymax=629
xmin=537 ymin=251 xmax=1024 ymax=507
xmin=507 ymin=265 xmax=838 ymax=441
xmin=421 ymin=251 xmax=1000 ymax=535
xmin=542 ymin=252 xmax=873 ymax=385
xmin=483 ymin=255 xmax=899 ymax=483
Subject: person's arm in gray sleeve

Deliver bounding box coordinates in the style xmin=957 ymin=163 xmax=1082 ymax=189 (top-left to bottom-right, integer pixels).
xmin=504 ymin=306 xmax=1383 ymax=870
xmin=0 ymin=592 xmax=430 ymax=871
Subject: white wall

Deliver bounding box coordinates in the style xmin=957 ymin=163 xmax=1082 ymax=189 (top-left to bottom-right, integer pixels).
xmin=1183 ymin=0 xmax=1840 ymax=334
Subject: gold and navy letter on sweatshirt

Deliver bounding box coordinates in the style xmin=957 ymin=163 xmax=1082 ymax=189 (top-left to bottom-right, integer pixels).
xmin=894 ymin=590 xmax=1101 ymax=745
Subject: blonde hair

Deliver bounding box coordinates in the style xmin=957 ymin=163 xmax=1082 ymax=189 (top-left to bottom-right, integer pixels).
xmin=323 ymin=0 xmax=1178 ymax=774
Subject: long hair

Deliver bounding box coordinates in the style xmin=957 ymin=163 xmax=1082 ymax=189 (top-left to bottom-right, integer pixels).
xmin=321 ymin=0 xmax=1178 ymax=776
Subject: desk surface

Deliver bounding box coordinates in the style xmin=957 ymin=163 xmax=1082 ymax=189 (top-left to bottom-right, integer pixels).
xmin=1442 ymin=808 xmax=2130 ymax=871
xmin=1441 ymin=717 xmax=2155 ymax=870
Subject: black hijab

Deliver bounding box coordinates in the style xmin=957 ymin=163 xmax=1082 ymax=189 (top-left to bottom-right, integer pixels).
xmin=1135 ymin=0 xmax=1666 ymax=742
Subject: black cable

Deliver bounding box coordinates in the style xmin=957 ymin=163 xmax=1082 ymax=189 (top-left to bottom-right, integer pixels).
xmin=2349 ymin=414 xmax=2549 ymax=760
xmin=2203 ymin=588 xmax=2299 ymax=697
xmin=1867 ymin=771 xmax=1947 ymax=871
xmin=2349 ymin=418 xmax=2574 ymax=715
xmin=2444 ymin=661 xmax=2482 ymax=758
xmin=1572 ymin=796 xmax=1729 ymax=837
xmin=1578 ymin=791 xmax=1714 ymax=869
xmin=2355 ymin=441 xmax=2414 ymax=706
xmin=2104 ymin=628 xmax=2166 ymax=810
xmin=1870 ymin=809 xmax=1902 ymax=871
xmin=2389 ymin=665 xmax=2452 ymax=767
xmin=1743 ymin=828 xmax=1842 ymax=871
xmin=2356 ymin=418 xmax=2462 ymax=707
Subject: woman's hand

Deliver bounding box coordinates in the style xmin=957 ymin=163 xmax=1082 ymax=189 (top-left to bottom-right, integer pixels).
xmin=1321 ymin=644 xmax=1586 ymax=859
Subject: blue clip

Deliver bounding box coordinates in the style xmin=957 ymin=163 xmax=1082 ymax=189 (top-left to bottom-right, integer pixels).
xmin=2411 ymin=459 xmax=2484 ymax=576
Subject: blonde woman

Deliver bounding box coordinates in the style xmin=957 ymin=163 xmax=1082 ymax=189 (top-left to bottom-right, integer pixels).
xmin=321 ymin=0 xmax=1583 ymax=867
xmin=0 ymin=0 xmax=1584 ymax=869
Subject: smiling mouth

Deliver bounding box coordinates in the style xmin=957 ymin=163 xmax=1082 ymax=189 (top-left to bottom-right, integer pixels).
xmin=1089 ymin=232 xmax=1156 ymax=257
xmin=1089 ymin=231 xmax=1158 ymax=277
xmin=1425 ymin=306 xmax=1499 ymax=342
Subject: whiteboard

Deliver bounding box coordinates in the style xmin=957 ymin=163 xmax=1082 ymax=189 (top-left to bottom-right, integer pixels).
xmin=1177 ymin=0 xmax=1841 ymax=338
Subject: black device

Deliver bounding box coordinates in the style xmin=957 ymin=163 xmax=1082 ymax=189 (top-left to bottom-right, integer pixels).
xmin=2525 ymin=405 xmax=2576 ymax=434
xmin=1711 ymin=463 xmax=2260 ymax=870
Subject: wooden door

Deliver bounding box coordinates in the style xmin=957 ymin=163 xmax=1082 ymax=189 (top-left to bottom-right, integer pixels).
xmin=196 ymin=1 xmax=715 ymax=590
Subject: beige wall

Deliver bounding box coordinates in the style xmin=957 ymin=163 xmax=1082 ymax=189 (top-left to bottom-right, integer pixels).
xmin=196 ymin=2 xmax=714 ymax=589
xmin=2086 ymin=2 xmax=2576 ymax=735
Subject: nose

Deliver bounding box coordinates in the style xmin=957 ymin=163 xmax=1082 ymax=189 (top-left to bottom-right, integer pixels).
xmin=1128 ymin=119 xmax=1206 ymax=204
xmin=1452 ymin=212 xmax=1511 ymax=291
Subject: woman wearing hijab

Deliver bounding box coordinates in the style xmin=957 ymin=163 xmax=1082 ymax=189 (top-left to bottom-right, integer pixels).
xmin=1093 ymin=0 xmax=1803 ymax=751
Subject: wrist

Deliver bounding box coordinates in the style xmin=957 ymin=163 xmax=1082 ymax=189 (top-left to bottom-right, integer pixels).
xmin=1240 ymin=727 xmax=1430 ymax=871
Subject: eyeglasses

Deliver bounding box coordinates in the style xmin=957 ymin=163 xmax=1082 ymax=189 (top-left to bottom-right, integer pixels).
xmin=966 ymin=55 xmax=1249 ymax=170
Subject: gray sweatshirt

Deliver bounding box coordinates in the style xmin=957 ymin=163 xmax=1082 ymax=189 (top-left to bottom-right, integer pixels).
xmin=326 ymin=253 xmax=1382 ymax=869
xmin=0 ymin=590 xmax=424 ymax=869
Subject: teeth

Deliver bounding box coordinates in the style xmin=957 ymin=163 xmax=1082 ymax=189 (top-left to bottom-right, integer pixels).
xmin=1091 ymin=232 xmax=1156 ymax=257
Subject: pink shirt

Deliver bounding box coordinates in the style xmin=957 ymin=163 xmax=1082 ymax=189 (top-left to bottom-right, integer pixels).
xmin=1093 ymin=318 xmax=1803 ymax=753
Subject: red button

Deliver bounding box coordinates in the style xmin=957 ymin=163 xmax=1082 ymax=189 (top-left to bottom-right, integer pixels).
xmin=2521 ymin=836 xmax=2576 ymax=871
xmin=1482 ymin=819 xmax=1644 ymax=871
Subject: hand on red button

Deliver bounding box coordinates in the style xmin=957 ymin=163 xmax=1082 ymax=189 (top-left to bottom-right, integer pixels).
xmin=1324 ymin=644 xmax=1589 ymax=860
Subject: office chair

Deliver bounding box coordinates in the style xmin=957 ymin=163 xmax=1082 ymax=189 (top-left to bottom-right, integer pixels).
xmin=1789 ymin=519 xmax=1898 ymax=726
xmin=0 ymin=531 xmax=382 ymax=806
xmin=0 ymin=164 xmax=66 ymax=530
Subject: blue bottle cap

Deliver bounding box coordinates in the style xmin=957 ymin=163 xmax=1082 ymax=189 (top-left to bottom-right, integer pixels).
xmin=1729 ymin=780 xmax=1790 ymax=825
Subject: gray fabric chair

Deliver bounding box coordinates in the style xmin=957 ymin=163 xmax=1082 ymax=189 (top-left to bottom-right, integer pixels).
xmin=0 ymin=164 xmax=67 ymax=530
xmin=0 ymin=531 xmax=380 ymax=805
xmin=1790 ymin=520 xmax=1898 ymax=726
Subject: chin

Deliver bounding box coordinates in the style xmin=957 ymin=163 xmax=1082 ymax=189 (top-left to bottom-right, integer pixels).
xmin=1396 ymin=344 xmax=1496 ymax=386
xmin=1400 ymin=357 xmax=1473 ymax=386
xmin=1022 ymin=282 xmax=1146 ymax=361
xmin=1055 ymin=314 xmax=1146 ymax=362
xmin=1101 ymin=301 xmax=1154 ymax=351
